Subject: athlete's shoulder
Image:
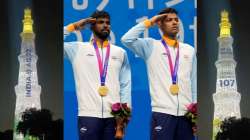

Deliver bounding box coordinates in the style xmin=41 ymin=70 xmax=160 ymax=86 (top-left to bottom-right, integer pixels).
xmin=110 ymin=43 xmax=126 ymax=53
xmin=179 ymin=42 xmax=195 ymax=52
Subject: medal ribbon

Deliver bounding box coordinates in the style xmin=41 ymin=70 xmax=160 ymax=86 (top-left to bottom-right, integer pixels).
xmin=161 ymin=39 xmax=179 ymax=84
xmin=93 ymin=39 xmax=110 ymax=86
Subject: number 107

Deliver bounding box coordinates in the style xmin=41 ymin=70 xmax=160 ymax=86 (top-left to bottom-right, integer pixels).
xmin=219 ymin=79 xmax=235 ymax=87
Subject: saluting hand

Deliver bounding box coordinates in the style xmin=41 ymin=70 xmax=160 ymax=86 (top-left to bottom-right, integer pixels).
xmin=73 ymin=17 xmax=96 ymax=30
xmin=150 ymin=14 xmax=168 ymax=26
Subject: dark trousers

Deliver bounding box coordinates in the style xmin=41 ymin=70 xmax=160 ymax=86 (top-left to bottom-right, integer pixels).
xmin=78 ymin=116 xmax=119 ymax=140
xmin=150 ymin=112 xmax=193 ymax=140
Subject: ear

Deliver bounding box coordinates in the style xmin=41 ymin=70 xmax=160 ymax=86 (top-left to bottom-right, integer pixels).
xmin=157 ymin=21 xmax=161 ymax=26
xmin=157 ymin=21 xmax=162 ymax=30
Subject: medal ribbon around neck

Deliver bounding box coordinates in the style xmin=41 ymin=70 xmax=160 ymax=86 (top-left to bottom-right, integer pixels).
xmin=161 ymin=39 xmax=180 ymax=85
xmin=93 ymin=39 xmax=111 ymax=86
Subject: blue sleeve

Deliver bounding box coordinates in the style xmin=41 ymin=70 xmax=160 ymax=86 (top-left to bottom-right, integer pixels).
xmin=64 ymin=26 xmax=78 ymax=62
xmin=121 ymin=22 xmax=154 ymax=60
xmin=119 ymin=52 xmax=132 ymax=107
xmin=191 ymin=51 xmax=197 ymax=103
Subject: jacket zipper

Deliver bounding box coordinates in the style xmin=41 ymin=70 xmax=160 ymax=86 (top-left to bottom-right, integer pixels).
xmin=177 ymin=94 xmax=179 ymax=116
xmin=101 ymin=46 xmax=104 ymax=118
xmin=173 ymin=47 xmax=179 ymax=116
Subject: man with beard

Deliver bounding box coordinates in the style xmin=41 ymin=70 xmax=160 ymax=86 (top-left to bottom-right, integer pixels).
xmin=64 ymin=11 xmax=131 ymax=140
xmin=121 ymin=8 xmax=196 ymax=140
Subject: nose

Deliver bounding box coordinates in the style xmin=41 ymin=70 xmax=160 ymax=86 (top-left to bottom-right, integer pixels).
xmin=172 ymin=20 xmax=178 ymax=25
xmin=104 ymin=23 xmax=108 ymax=28
xmin=102 ymin=23 xmax=107 ymax=29
xmin=104 ymin=21 xmax=110 ymax=26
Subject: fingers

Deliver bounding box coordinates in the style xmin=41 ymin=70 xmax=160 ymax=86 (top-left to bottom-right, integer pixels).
xmin=78 ymin=18 xmax=96 ymax=25
xmin=85 ymin=17 xmax=96 ymax=24
xmin=74 ymin=17 xmax=96 ymax=30
xmin=150 ymin=14 xmax=168 ymax=26
xmin=155 ymin=14 xmax=168 ymax=22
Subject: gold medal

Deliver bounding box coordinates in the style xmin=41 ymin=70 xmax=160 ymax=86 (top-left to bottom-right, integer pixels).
xmin=98 ymin=86 xmax=109 ymax=96
xmin=170 ymin=84 xmax=179 ymax=95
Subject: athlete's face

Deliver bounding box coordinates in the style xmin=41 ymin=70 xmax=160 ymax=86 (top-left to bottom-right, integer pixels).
xmin=92 ymin=17 xmax=110 ymax=40
xmin=159 ymin=13 xmax=179 ymax=38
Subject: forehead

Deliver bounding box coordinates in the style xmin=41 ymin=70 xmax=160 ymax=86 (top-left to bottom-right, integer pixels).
xmin=165 ymin=13 xmax=178 ymax=18
xmin=96 ymin=17 xmax=110 ymax=21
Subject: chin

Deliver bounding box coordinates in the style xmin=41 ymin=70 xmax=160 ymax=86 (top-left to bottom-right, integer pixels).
xmin=100 ymin=35 xmax=109 ymax=40
xmin=172 ymin=32 xmax=179 ymax=36
xmin=95 ymin=32 xmax=110 ymax=40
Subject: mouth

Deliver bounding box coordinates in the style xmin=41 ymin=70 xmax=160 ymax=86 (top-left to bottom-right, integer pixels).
xmin=172 ymin=27 xmax=179 ymax=31
xmin=172 ymin=26 xmax=178 ymax=29
xmin=103 ymin=30 xmax=109 ymax=33
xmin=102 ymin=29 xmax=109 ymax=33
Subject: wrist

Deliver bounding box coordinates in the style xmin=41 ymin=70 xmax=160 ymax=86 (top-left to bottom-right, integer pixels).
xmin=144 ymin=19 xmax=153 ymax=28
xmin=66 ymin=23 xmax=76 ymax=32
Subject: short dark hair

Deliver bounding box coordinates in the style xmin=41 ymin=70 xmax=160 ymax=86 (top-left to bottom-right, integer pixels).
xmin=90 ymin=10 xmax=110 ymax=20
xmin=158 ymin=8 xmax=178 ymax=15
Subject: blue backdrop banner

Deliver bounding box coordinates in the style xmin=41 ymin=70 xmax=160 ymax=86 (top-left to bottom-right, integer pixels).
xmin=64 ymin=0 xmax=196 ymax=139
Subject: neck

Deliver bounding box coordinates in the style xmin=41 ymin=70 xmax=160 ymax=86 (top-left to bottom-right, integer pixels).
xmin=94 ymin=35 xmax=106 ymax=43
xmin=163 ymin=34 xmax=178 ymax=47
xmin=93 ymin=35 xmax=109 ymax=48
xmin=164 ymin=34 xmax=176 ymax=40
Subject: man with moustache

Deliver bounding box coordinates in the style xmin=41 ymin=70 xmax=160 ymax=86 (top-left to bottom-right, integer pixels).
xmin=64 ymin=11 xmax=131 ymax=140
xmin=122 ymin=8 xmax=196 ymax=140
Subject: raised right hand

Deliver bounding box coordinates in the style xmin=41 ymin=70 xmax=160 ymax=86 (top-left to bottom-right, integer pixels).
xmin=150 ymin=14 xmax=168 ymax=26
xmin=73 ymin=17 xmax=96 ymax=30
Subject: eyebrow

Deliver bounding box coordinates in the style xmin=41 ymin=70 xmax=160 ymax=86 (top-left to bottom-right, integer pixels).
xmin=166 ymin=17 xmax=178 ymax=19
xmin=96 ymin=20 xmax=110 ymax=24
xmin=166 ymin=17 xmax=179 ymax=21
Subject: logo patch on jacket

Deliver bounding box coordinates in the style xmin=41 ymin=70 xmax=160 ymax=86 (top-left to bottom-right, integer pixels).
xmin=154 ymin=126 xmax=162 ymax=132
xmin=184 ymin=54 xmax=190 ymax=59
xmin=111 ymin=56 xmax=122 ymax=63
xmin=86 ymin=53 xmax=94 ymax=56
xmin=80 ymin=127 xmax=88 ymax=133
xmin=162 ymin=52 xmax=168 ymax=56
xmin=112 ymin=56 xmax=120 ymax=60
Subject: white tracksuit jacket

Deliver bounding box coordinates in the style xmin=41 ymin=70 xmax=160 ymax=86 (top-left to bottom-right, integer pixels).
xmin=64 ymin=28 xmax=131 ymax=118
xmin=121 ymin=22 xmax=197 ymax=116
